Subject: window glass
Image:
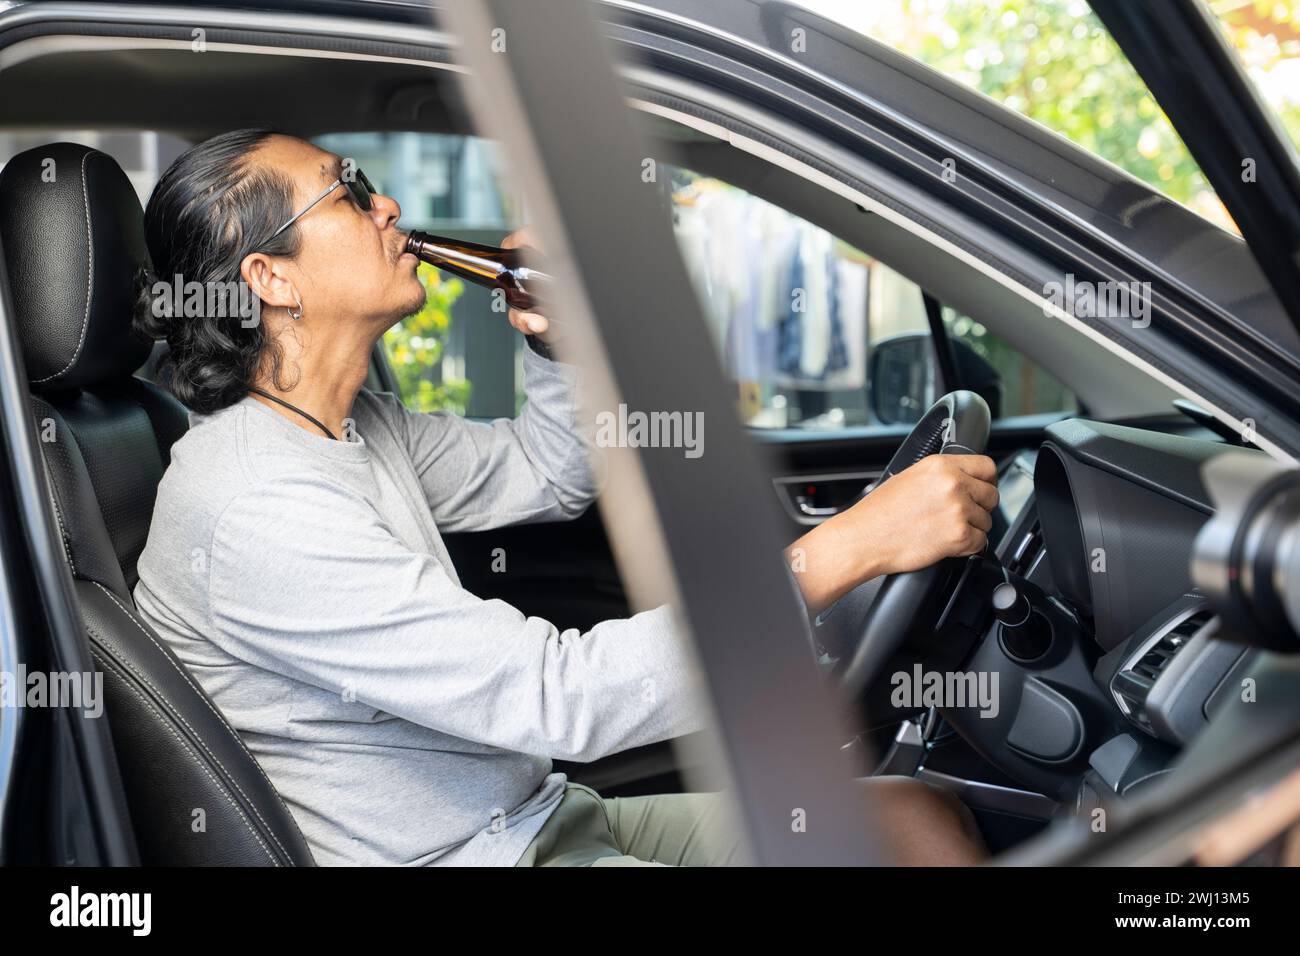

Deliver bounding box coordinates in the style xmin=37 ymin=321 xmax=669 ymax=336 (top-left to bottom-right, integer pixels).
xmin=942 ymin=307 xmax=1077 ymax=418
xmin=668 ymin=166 xmax=1073 ymax=428
xmin=792 ymin=0 xmax=1240 ymax=233
xmin=673 ymin=166 xmax=907 ymax=429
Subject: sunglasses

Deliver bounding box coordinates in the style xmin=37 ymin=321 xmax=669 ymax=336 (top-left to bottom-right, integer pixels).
xmin=259 ymin=167 xmax=377 ymax=248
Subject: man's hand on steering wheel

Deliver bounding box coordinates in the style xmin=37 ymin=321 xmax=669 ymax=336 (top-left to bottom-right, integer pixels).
xmin=786 ymin=453 xmax=999 ymax=617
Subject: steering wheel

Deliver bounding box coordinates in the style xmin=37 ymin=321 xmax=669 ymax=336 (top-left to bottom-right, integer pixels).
xmin=823 ymin=391 xmax=991 ymax=701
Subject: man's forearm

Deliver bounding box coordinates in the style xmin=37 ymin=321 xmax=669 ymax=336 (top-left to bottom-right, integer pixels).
xmin=779 ymin=453 xmax=1001 ymax=618
xmin=784 ymin=517 xmax=885 ymax=617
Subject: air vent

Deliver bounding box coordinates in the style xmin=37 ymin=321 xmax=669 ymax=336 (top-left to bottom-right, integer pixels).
xmin=1112 ymin=608 xmax=1215 ymax=734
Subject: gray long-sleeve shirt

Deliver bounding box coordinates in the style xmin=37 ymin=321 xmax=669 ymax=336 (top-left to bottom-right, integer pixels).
xmin=133 ymin=347 xmax=703 ymax=865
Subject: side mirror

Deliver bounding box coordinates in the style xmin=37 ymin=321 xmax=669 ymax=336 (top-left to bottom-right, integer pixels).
xmin=869 ymin=333 xmax=934 ymax=426
xmin=869 ymin=332 xmax=1003 ymax=425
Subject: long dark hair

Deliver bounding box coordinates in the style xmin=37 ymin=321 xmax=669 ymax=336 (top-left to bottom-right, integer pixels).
xmin=132 ymin=128 xmax=301 ymax=413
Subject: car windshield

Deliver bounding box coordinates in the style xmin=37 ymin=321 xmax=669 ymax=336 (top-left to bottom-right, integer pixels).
xmin=792 ymin=0 xmax=1243 ymax=234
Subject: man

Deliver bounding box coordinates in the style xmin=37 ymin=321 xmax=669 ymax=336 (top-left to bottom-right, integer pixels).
xmin=132 ymin=129 xmax=998 ymax=866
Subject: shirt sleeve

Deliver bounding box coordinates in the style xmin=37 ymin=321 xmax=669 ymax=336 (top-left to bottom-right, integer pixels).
xmin=377 ymin=346 xmax=600 ymax=533
xmin=205 ymin=471 xmax=701 ymax=762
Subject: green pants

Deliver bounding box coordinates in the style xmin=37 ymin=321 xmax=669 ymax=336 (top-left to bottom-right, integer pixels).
xmin=515 ymin=783 xmax=747 ymax=866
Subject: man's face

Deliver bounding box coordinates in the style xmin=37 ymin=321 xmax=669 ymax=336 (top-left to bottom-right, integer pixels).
xmin=252 ymin=135 xmax=426 ymax=330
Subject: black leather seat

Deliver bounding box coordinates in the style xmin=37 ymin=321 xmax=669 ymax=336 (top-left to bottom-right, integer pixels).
xmin=0 ymin=143 xmax=315 ymax=866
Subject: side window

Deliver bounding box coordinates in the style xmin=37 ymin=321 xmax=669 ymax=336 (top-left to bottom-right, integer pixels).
xmin=942 ymin=307 xmax=1077 ymax=421
xmin=667 ymin=167 xmax=1074 ymax=429
xmin=314 ymin=132 xmax=523 ymax=418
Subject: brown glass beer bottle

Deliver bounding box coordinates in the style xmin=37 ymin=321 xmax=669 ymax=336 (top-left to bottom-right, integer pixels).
xmin=404 ymin=231 xmax=551 ymax=313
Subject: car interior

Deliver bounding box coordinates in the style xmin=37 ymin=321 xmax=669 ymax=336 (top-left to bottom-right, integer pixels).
xmin=0 ymin=35 xmax=1276 ymax=865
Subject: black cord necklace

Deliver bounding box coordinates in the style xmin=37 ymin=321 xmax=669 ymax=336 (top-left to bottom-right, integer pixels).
xmin=248 ymin=386 xmax=338 ymax=441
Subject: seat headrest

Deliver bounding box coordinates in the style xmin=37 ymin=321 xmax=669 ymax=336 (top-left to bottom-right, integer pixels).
xmin=0 ymin=142 xmax=154 ymax=390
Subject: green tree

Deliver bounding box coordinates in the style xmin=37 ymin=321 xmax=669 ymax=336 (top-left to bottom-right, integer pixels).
xmin=382 ymin=264 xmax=470 ymax=413
xmin=902 ymin=0 xmax=1226 ymax=224
xmin=863 ymin=0 xmax=1299 ymax=232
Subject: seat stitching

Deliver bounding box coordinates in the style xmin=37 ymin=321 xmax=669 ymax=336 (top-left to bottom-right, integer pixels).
xmin=31 ymin=150 xmax=95 ymax=385
xmin=88 ymin=583 xmax=297 ymax=860
xmin=90 ymin=649 xmax=279 ymax=866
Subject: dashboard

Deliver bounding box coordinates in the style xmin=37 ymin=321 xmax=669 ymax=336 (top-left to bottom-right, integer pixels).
xmin=939 ymin=419 xmax=1265 ymax=804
